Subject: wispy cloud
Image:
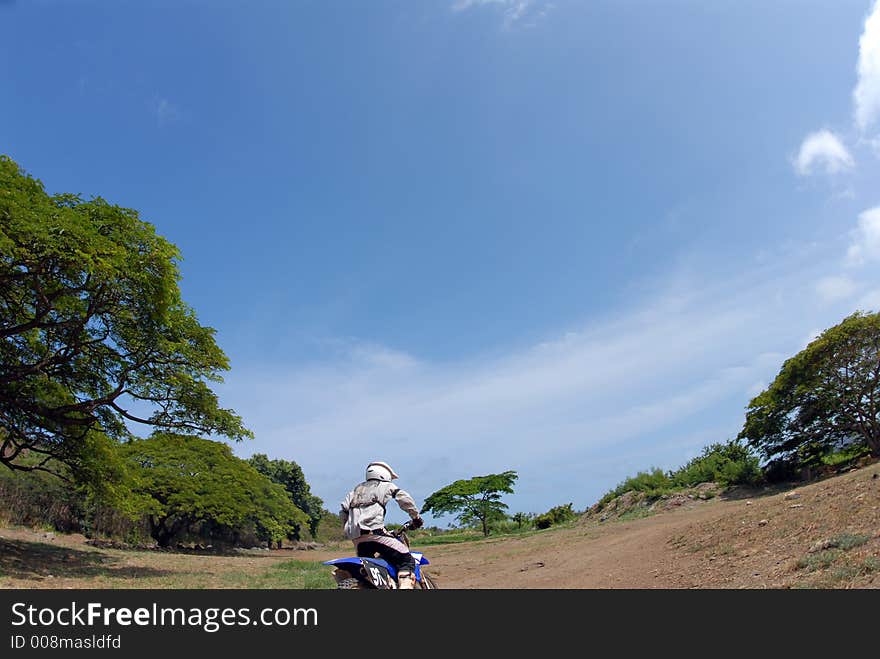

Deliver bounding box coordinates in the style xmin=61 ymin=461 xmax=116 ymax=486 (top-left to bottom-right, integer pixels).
xmin=854 ymin=1 xmax=880 ymax=132
xmin=815 ymin=274 xmax=858 ymax=302
xmin=153 ymin=97 xmax=181 ymax=127
xmin=846 ymin=205 xmax=880 ymax=265
xmin=793 ymin=130 xmax=854 ymax=176
xmin=858 ymin=288 xmax=880 ymax=311
xmin=218 ymin=244 xmax=863 ymax=517
xmin=452 ymin=0 xmax=552 ymax=29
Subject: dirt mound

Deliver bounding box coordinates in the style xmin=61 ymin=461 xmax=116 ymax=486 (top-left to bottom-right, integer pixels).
xmin=582 ymin=482 xmax=724 ymax=523
xmin=668 ymin=463 xmax=880 ymax=588
xmin=425 ymin=461 xmax=880 ymax=588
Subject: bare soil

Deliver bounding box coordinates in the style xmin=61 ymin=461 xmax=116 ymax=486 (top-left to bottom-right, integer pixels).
xmin=424 ymin=460 xmax=880 ymax=588
xmin=2 ymin=461 xmax=878 ymax=589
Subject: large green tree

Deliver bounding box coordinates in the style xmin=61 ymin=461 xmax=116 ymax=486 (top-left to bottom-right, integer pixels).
xmin=121 ymin=434 xmax=306 ymax=547
xmin=739 ymin=311 xmax=880 ymax=468
xmin=247 ymin=453 xmax=324 ymax=539
xmin=0 ymin=156 xmax=250 ymax=483
xmin=422 ymin=470 xmax=518 ymax=536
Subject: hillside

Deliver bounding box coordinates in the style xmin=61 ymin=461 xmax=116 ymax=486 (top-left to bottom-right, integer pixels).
xmin=424 ymin=460 xmax=880 ymax=588
xmin=1 ymin=461 xmax=878 ymax=589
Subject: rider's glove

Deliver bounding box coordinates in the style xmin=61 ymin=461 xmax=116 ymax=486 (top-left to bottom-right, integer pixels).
xmin=410 ymin=516 xmax=424 ymax=529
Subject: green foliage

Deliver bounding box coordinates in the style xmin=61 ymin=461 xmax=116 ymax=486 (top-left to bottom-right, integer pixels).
xmin=0 ymin=458 xmax=83 ymax=532
xmin=422 ymin=470 xmax=518 ymax=536
xmin=246 ymin=454 xmax=324 ymax=539
xmin=820 ymin=444 xmax=872 ymax=468
xmin=739 ymin=311 xmax=880 ymax=469
xmin=598 ymin=468 xmax=673 ymax=508
xmin=119 ymin=434 xmax=307 ymax=547
xmin=512 ymin=511 xmax=534 ymax=529
xmin=311 ymin=508 xmax=346 ymax=544
xmin=796 ymin=550 xmax=842 ymax=572
xmin=827 ymin=533 xmax=871 ymax=551
xmin=671 ymin=440 xmax=763 ymax=488
xmin=402 ymin=529 xmax=486 ymax=546
xmin=533 ymin=503 xmax=576 ymax=529
xmin=0 ymin=155 xmax=250 ymax=487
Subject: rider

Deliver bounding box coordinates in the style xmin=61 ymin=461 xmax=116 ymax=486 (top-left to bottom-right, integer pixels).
xmin=339 ymin=461 xmax=424 ymax=589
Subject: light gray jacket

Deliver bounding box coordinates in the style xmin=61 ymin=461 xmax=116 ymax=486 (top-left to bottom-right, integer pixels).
xmin=340 ymin=479 xmax=420 ymax=540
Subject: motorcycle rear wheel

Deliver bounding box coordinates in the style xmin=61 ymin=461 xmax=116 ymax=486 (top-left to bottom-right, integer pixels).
xmin=418 ymin=573 xmax=439 ymax=589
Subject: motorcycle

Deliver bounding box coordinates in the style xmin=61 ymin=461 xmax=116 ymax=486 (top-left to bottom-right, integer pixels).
xmin=323 ymin=519 xmax=438 ymax=589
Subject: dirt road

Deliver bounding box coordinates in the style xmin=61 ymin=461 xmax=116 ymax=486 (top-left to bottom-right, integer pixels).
xmin=423 ymin=501 xmax=731 ymax=588
xmin=420 ymin=462 xmax=880 ymax=588
xmin=2 ymin=463 xmax=877 ymax=589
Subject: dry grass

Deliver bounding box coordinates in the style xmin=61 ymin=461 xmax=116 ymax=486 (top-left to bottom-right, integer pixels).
xmin=0 ymin=527 xmax=340 ymax=589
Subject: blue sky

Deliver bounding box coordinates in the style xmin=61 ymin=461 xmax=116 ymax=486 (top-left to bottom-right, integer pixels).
xmin=4 ymin=0 xmax=880 ymax=524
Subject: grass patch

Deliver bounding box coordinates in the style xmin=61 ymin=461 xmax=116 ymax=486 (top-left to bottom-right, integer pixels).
xmin=408 ymin=532 xmax=487 ymax=546
xmin=617 ymin=507 xmax=655 ymax=522
xmin=409 ymin=524 xmax=554 ymax=547
xmin=221 ymin=560 xmax=334 ymax=589
xmin=796 ymin=550 xmax=842 ymax=572
xmin=828 ymin=533 xmax=870 ymax=551
xmin=863 ymin=556 xmax=880 ymax=573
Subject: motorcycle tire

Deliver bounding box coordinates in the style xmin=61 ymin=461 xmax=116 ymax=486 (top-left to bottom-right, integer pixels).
xmin=419 ymin=574 xmax=439 ymax=589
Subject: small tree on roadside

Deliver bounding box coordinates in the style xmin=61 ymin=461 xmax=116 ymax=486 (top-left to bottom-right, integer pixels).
xmin=512 ymin=512 xmax=533 ymax=529
xmin=739 ymin=311 xmax=880 ymax=470
xmin=422 ymin=470 xmax=518 ymax=537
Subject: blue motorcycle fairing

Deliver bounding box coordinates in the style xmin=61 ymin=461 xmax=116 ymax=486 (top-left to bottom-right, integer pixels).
xmin=324 ymin=553 xmax=428 ymax=582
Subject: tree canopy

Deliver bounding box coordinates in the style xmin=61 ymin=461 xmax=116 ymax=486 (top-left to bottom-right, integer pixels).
xmin=120 ymin=434 xmax=306 ymax=547
xmin=422 ymin=470 xmax=518 ymax=536
xmin=247 ymin=453 xmax=324 ymax=539
xmin=0 ymin=156 xmax=250 ymax=484
xmin=739 ymin=311 xmax=880 ymax=468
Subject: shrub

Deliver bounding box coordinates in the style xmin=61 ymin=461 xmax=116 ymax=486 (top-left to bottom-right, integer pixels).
xmin=598 ymin=468 xmax=673 ymax=508
xmin=671 ymin=440 xmax=763 ymax=488
xmin=512 ymin=512 xmax=534 ymax=529
xmin=828 ymin=533 xmax=871 ymax=551
xmin=533 ymin=503 xmax=576 ymax=529
xmin=0 ymin=468 xmax=84 ymax=532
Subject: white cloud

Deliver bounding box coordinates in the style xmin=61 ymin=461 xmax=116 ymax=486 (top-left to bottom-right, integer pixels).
xmin=154 ymin=97 xmax=181 ymax=126
xmin=815 ymin=275 xmax=858 ymax=302
xmin=846 ymin=206 xmax=880 ymax=265
xmin=793 ymin=130 xmax=854 ymax=176
xmin=857 ymin=288 xmax=880 ymax=311
xmin=854 ymin=1 xmax=880 ymax=132
xmin=217 ymin=250 xmax=855 ymax=517
xmin=451 ymin=0 xmax=550 ymax=28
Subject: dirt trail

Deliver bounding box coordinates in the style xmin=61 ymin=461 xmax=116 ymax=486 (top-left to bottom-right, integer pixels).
xmin=2 ymin=462 xmax=877 ymax=589
xmin=423 ymin=502 xmax=730 ymax=588
xmin=417 ymin=462 xmax=880 ymax=588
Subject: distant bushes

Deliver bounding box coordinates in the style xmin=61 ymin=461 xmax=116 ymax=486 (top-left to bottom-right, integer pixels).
xmin=597 ymin=440 xmax=763 ymax=510
xmin=533 ymin=503 xmax=576 ymax=529
xmin=0 ymin=438 xmax=324 ymax=549
xmin=671 ymin=441 xmax=762 ymax=488
xmin=0 ymin=468 xmax=83 ymax=532
xmin=598 ymin=468 xmax=673 ymax=508
xmin=0 ymin=466 xmax=151 ymax=542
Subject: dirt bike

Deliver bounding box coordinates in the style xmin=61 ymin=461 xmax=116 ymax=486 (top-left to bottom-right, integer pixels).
xmin=324 ymin=519 xmax=438 ymax=589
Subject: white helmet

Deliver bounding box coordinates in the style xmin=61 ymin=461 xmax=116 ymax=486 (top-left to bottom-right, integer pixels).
xmin=365 ymin=461 xmax=398 ymax=482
